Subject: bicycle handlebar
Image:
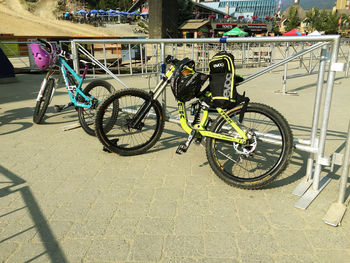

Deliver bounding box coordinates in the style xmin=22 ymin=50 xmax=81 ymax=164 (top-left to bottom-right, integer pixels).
xmin=165 ymin=55 xmax=179 ymax=65
xmin=36 ymin=38 xmax=71 ymax=60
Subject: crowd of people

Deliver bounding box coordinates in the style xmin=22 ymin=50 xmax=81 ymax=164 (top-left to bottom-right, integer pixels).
xmin=59 ymin=9 xmax=149 ymax=27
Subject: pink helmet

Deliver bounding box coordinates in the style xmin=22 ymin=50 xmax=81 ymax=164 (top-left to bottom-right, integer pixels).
xmin=30 ymin=41 xmax=57 ymax=70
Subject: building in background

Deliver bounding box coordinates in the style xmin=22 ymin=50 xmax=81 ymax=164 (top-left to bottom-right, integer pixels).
xmin=336 ymin=0 xmax=350 ymax=9
xmin=199 ymin=0 xmax=277 ymax=20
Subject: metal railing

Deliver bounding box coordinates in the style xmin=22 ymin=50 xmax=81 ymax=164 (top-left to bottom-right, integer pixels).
xmin=2 ymin=35 xmax=350 ymax=221
xmin=69 ymin=35 xmax=345 ymax=215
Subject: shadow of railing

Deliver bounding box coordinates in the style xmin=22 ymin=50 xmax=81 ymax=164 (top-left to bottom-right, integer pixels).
xmin=0 ymin=165 xmax=67 ymax=262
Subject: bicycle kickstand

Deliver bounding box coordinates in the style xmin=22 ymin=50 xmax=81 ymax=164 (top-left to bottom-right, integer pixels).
xmin=54 ymin=102 xmax=74 ymax=112
xmin=176 ymin=130 xmax=196 ymax=155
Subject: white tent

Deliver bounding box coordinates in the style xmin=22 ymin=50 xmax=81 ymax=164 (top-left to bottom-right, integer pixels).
xmin=308 ymin=30 xmax=322 ymax=36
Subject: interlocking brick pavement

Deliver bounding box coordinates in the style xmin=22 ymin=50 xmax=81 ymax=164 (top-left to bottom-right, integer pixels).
xmin=1 ymin=67 xmax=350 ymax=262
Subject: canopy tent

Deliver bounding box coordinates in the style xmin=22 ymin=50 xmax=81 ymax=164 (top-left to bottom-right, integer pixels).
xmin=282 ymin=28 xmax=306 ymax=36
xmin=140 ymin=11 xmax=148 ymax=16
xmin=308 ymin=30 xmax=322 ymax=36
xmin=98 ymin=9 xmax=106 ymax=15
xmin=130 ymin=11 xmax=139 ymax=16
xmin=0 ymin=48 xmax=15 ymax=81
xmin=76 ymin=9 xmax=87 ymax=15
xmin=223 ymin=27 xmax=248 ymax=37
xmin=106 ymin=9 xmax=120 ymax=15
xmin=89 ymin=9 xmax=98 ymax=14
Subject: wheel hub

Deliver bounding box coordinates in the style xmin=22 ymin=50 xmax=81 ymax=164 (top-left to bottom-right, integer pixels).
xmin=232 ymin=129 xmax=257 ymax=156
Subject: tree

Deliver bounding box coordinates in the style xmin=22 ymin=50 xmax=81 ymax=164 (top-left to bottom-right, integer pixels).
xmin=323 ymin=11 xmax=339 ymax=34
xmin=86 ymin=0 xmax=133 ymax=11
xmin=305 ymin=7 xmax=321 ymax=31
xmin=177 ymin=0 xmax=194 ymax=27
xmin=284 ymin=5 xmax=300 ymax=32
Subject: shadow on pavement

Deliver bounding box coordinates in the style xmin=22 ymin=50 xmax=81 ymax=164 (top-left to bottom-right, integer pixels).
xmin=0 ymin=165 xmax=68 ymax=262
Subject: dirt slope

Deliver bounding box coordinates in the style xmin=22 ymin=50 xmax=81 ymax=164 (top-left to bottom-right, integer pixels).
xmin=0 ymin=0 xmax=141 ymax=37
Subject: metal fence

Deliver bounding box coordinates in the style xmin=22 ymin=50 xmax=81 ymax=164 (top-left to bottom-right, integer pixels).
xmin=3 ymin=36 xmax=350 ymax=222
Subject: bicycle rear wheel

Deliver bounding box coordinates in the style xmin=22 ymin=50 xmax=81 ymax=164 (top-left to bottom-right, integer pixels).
xmin=206 ymin=103 xmax=293 ymax=189
xmin=77 ymin=80 xmax=116 ymax=136
xmin=33 ymin=78 xmax=55 ymax=124
xmin=95 ymin=88 xmax=165 ymax=156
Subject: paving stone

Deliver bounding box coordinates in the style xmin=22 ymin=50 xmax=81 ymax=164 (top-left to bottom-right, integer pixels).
xmin=6 ymin=242 xmax=54 ymax=263
xmin=154 ymin=187 xmax=184 ymax=201
xmin=131 ymin=234 xmax=164 ymax=261
xmin=314 ymin=249 xmax=350 ymax=263
xmin=32 ymin=220 xmax=73 ymax=242
xmin=55 ymin=239 xmax=92 ymax=262
xmin=164 ymin=235 xmax=205 ymax=258
xmin=2 ymin=69 xmax=350 ymax=262
xmin=116 ymin=202 xmax=150 ymax=217
xmin=105 ymin=217 xmax=141 ymax=237
xmin=0 ymin=242 xmax=19 ymax=262
xmin=65 ymin=219 xmax=109 ymax=239
xmin=149 ymin=200 xmax=178 ymax=218
xmin=138 ymin=217 xmax=174 ymax=235
xmin=85 ymin=238 xmax=130 ymax=262
xmin=273 ymin=253 xmax=317 ymax=263
xmin=304 ymin=229 xmax=350 ymax=249
xmin=175 ymin=215 xmax=202 ymax=235
xmin=273 ymin=229 xmax=313 ymax=254
xmin=204 ymin=232 xmax=238 ymax=258
xmin=235 ymin=232 xmax=279 ymax=255
xmin=203 ymin=214 xmax=241 ymax=232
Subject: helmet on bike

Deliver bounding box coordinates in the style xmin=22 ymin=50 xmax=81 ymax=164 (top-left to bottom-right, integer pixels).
xmin=171 ymin=58 xmax=207 ymax=102
xmin=30 ymin=41 xmax=57 ymax=70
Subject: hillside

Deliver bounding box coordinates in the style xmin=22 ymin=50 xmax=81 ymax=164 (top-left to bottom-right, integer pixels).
xmin=0 ymin=0 xmax=143 ymax=37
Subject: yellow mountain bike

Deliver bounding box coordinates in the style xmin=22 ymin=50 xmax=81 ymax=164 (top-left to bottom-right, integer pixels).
xmin=94 ymin=56 xmax=293 ymax=189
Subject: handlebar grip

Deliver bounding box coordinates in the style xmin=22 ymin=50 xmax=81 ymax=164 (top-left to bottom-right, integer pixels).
xmin=36 ymin=38 xmax=53 ymax=53
xmin=165 ymin=55 xmax=179 ymax=65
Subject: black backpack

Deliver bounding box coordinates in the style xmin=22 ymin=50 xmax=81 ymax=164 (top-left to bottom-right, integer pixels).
xmin=206 ymin=51 xmax=249 ymax=121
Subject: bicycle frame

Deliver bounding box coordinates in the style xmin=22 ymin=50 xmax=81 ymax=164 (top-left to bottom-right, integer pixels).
xmin=146 ymin=64 xmax=248 ymax=144
xmin=57 ymin=57 xmax=95 ymax=109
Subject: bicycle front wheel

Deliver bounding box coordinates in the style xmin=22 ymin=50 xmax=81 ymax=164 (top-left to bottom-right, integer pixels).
xmin=77 ymin=80 xmax=116 ymax=136
xmin=95 ymin=88 xmax=165 ymax=156
xmin=33 ymin=77 xmax=54 ymax=124
xmin=206 ymin=103 xmax=293 ymax=189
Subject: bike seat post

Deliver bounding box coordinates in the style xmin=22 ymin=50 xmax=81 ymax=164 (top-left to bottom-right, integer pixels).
xmin=81 ymin=63 xmax=89 ymax=79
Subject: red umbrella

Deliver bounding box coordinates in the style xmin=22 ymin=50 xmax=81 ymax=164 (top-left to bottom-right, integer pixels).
xmin=282 ymin=28 xmax=306 ymax=36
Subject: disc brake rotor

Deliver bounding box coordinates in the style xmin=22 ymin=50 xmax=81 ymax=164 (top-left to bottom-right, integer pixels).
xmin=232 ymin=129 xmax=257 ymax=156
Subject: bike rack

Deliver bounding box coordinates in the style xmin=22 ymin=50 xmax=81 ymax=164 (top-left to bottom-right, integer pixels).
xmin=323 ymin=120 xmax=350 ymax=226
xmin=70 ymin=36 xmax=346 ymax=214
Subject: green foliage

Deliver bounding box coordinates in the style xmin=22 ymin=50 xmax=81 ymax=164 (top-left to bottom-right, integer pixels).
xmin=177 ymin=0 xmax=194 ymax=26
xmin=138 ymin=21 xmax=146 ymax=28
xmin=86 ymin=0 xmax=132 ymax=10
xmin=285 ymin=6 xmax=300 ymax=32
xmin=305 ymin=8 xmax=341 ymax=34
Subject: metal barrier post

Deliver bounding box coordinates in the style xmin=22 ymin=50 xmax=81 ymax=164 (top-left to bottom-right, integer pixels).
xmin=71 ymin=41 xmax=79 ymax=74
xmin=345 ymin=50 xmax=350 ymax=77
xmin=293 ymin=45 xmax=329 ymax=196
xmin=160 ymin=42 xmax=166 ymax=118
xmin=295 ymin=36 xmax=343 ymax=209
xmin=323 ymin=120 xmax=350 ymax=226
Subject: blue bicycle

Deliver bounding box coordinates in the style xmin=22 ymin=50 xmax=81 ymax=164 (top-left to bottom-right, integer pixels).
xmin=31 ymin=39 xmax=117 ymax=136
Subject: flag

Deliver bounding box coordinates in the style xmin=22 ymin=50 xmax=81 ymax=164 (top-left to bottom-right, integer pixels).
xmin=338 ymin=17 xmax=342 ymax=26
xmin=278 ymin=0 xmax=281 ymax=10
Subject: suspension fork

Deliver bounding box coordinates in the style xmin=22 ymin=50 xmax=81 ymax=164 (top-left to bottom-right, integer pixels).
xmin=129 ymin=94 xmax=155 ymax=129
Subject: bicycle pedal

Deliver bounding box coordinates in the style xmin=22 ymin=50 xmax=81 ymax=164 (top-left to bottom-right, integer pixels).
xmin=54 ymin=105 xmax=63 ymax=112
xmin=176 ymin=144 xmax=188 ymax=155
xmin=102 ymin=146 xmax=112 ymax=153
xmin=194 ymin=137 xmax=202 ymax=144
